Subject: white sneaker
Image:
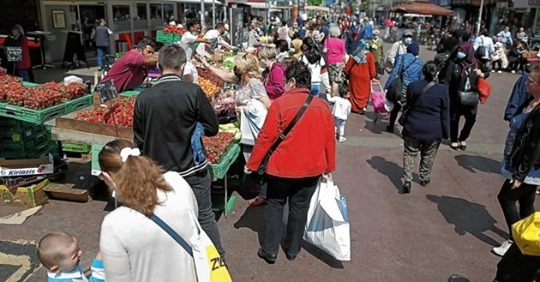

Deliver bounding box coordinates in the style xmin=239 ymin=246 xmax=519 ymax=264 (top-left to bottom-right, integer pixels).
xmin=338 ymin=137 xmax=347 ymax=143
xmin=498 ymin=70 xmax=502 ymax=73
xmin=491 ymin=70 xmax=495 ymax=73
xmin=492 ymin=240 xmax=513 ymax=256
xmin=511 ymin=70 xmax=516 ymax=74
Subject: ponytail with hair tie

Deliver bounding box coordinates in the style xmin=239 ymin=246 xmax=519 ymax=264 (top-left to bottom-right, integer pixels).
xmin=120 ymin=148 xmax=141 ymax=163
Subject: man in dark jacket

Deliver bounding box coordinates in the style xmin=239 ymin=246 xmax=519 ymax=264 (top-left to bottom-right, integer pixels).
xmin=95 ymin=19 xmax=111 ymax=71
xmin=133 ymin=44 xmax=224 ymax=257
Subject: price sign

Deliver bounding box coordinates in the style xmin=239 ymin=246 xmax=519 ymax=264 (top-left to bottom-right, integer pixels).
xmin=95 ymin=79 xmax=119 ymax=104
xmin=6 ymin=47 xmax=23 ymax=62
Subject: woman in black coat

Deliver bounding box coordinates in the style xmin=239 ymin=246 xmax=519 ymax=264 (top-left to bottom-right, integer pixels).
xmin=400 ymin=61 xmax=450 ymax=193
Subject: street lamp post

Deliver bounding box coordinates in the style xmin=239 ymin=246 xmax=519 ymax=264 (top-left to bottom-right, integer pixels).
xmin=476 ymin=0 xmax=484 ymax=35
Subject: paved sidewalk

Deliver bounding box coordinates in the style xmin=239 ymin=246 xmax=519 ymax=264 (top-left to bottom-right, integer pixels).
xmin=1 ymin=44 xmax=537 ymax=282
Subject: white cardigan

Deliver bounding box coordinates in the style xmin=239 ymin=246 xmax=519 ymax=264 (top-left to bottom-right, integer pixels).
xmin=100 ymin=171 xmax=199 ymax=282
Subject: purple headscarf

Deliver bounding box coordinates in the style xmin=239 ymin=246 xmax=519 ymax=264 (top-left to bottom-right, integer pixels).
xmin=458 ymin=41 xmax=476 ymax=74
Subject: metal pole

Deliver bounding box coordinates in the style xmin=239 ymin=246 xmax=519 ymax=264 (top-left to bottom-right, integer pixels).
xmin=201 ymin=0 xmax=206 ymax=31
xmin=476 ymin=0 xmax=484 ymax=36
xmin=213 ymin=0 xmax=216 ymax=28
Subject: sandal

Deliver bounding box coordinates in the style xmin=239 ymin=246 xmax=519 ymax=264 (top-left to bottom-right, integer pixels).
xmin=450 ymin=142 xmax=459 ymax=150
xmin=248 ymin=197 xmax=266 ymax=206
xmin=459 ymin=141 xmax=467 ymax=151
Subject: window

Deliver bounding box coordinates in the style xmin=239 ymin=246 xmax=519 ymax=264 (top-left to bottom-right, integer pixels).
xmin=112 ymin=5 xmax=130 ymax=31
xmin=134 ymin=3 xmax=148 ymax=29
xmin=150 ymin=4 xmax=163 ymax=29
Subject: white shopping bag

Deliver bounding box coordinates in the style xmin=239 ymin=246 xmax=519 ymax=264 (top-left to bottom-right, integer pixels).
xmin=303 ymin=175 xmax=351 ymax=261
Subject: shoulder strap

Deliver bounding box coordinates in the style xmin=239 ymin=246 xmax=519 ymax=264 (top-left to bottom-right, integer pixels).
xmin=408 ymin=81 xmax=436 ymax=108
xmin=403 ymin=57 xmax=417 ymax=73
xmin=265 ymin=95 xmax=313 ymax=157
xmin=148 ymin=213 xmax=194 ymax=257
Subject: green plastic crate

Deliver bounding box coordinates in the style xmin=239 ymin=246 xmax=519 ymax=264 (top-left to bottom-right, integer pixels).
xmin=62 ymin=142 xmax=91 ymax=153
xmin=115 ymin=52 xmax=125 ymax=59
xmin=0 ymin=103 xmax=66 ymax=124
xmin=119 ymin=90 xmax=141 ymax=97
xmin=22 ymin=81 xmax=40 ymax=87
xmin=0 ymin=124 xmax=47 ymax=142
xmin=63 ymin=95 xmax=93 ymax=114
xmin=0 ymin=136 xmax=51 ymax=159
xmin=156 ymin=30 xmax=181 ymax=44
xmin=209 ymin=143 xmax=241 ymax=179
xmin=0 ymin=130 xmax=50 ymax=151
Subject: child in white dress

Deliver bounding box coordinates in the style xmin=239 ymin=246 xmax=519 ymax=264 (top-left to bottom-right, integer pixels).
xmin=327 ymin=82 xmax=352 ymax=142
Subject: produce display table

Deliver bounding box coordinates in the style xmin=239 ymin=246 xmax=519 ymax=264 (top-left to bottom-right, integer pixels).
xmin=208 ymin=143 xmax=240 ymax=216
xmin=48 ymin=115 xmax=240 ymax=216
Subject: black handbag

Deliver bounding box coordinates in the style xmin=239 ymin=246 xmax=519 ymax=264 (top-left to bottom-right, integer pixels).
xmin=458 ymin=69 xmax=479 ymax=106
xmin=398 ymin=81 xmax=436 ymax=126
xmin=386 ymin=58 xmax=417 ymax=102
xmin=257 ymin=95 xmax=313 ymax=176
xmin=376 ymin=62 xmax=385 ymax=76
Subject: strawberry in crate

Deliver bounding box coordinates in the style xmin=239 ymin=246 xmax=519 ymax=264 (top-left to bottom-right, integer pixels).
xmin=6 ymin=85 xmax=26 ymax=106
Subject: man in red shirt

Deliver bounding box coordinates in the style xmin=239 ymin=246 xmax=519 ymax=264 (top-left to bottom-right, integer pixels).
xmin=101 ymin=38 xmax=158 ymax=93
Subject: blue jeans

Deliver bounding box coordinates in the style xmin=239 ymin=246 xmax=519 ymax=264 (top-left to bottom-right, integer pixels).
xmin=96 ymin=46 xmax=110 ymax=69
xmin=18 ymin=69 xmax=30 ymax=82
xmin=310 ymin=84 xmax=320 ymax=97
xmin=183 ymin=169 xmax=225 ymax=257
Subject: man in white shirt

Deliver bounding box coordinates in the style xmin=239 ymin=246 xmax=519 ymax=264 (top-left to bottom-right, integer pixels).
xmin=474 ymin=28 xmax=495 ymax=59
xmin=196 ymin=23 xmax=233 ymax=57
xmin=384 ymin=30 xmax=412 ymax=72
xmin=179 ymin=21 xmax=210 ymax=59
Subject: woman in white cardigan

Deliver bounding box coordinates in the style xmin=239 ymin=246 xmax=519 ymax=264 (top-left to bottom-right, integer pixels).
xmin=98 ymin=139 xmax=200 ymax=282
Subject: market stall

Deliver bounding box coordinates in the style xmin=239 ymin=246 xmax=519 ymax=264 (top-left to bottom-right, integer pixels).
xmin=0 ymin=70 xmax=92 ymax=207
xmin=44 ymin=59 xmax=242 ymax=215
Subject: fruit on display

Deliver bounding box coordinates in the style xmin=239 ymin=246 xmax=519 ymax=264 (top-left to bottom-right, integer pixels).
xmin=22 ymin=87 xmax=62 ymax=109
xmin=0 ymin=73 xmax=87 ymax=109
xmin=221 ymin=57 xmax=235 ymax=70
xmin=198 ymin=77 xmax=221 ymax=98
xmin=0 ymin=81 xmax=23 ymax=102
xmin=202 ymin=131 xmax=234 ymax=163
xmin=75 ymin=98 xmax=135 ymax=127
xmin=219 ymin=123 xmax=241 ymax=141
xmin=162 ymin=25 xmax=184 ymax=35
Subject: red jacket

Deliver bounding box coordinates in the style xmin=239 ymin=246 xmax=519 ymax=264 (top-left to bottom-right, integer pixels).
xmin=246 ymin=88 xmax=336 ymax=178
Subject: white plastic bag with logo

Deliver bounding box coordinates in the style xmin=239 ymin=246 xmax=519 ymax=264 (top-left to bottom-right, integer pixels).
xmin=303 ymin=174 xmax=350 ymax=261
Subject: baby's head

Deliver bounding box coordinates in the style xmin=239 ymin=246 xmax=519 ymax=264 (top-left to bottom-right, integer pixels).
xmin=37 ymin=233 xmax=82 ymax=273
xmin=339 ymin=81 xmax=351 ymax=99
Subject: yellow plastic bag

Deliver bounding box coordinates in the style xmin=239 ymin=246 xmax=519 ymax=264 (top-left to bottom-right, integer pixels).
xmin=512 ymin=212 xmax=540 ymax=256
xmin=206 ymin=244 xmax=232 ymax=282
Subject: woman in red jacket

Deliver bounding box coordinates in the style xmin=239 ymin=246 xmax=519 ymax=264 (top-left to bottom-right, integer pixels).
xmin=6 ymin=24 xmax=32 ymax=82
xmin=246 ymin=61 xmax=336 ymax=264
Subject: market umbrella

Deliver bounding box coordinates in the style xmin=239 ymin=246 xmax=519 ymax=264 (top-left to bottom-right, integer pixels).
xmin=391 ymin=2 xmax=453 ymax=17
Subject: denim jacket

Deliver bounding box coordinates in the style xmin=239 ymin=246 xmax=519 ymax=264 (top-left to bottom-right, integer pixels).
xmin=504 ymin=73 xmax=531 ymax=121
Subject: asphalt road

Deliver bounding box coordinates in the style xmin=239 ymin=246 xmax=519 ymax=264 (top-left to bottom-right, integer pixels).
xmin=1 ymin=43 xmax=536 ymax=282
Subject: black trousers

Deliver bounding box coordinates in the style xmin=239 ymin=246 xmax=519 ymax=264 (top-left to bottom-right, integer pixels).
xmin=388 ymin=102 xmax=402 ymax=128
xmin=494 ymin=243 xmax=540 ymax=282
xmin=184 ymin=169 xmax=225 ymax=257
xmin=450 ymin=104 xmax=477 ymax=143
xmin=497 ymin=179 xmax=537 ymax=240
xmin=263 ymin=175 xmax=320 ymax=256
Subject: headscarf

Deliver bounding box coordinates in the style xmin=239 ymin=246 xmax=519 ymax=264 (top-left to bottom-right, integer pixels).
xmin=352 ymin=40 xmax=369 ymax=64
xmin=457 ymin=41 xmax=476 ymax=75
xmin=291 ymin=38 xmax=303 ymax=60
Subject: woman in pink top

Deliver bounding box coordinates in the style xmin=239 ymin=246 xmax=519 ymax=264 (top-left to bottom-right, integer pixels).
xmin=323 ymin=25 xmax=346 ymax=97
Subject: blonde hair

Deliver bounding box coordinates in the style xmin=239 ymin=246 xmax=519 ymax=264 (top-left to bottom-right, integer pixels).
xmin=98 ymin=139 xmax=171 ymax=216
xmin=37 ymin=233 xmax=76 ymax=269
xmin=234 ymin=53 xmax=260 ymax=79
xmin=258 ymin=46 xmax=278 ymax=61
